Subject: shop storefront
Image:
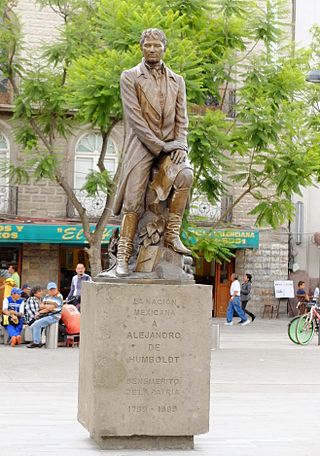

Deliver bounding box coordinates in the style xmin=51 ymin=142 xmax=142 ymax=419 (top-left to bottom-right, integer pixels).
xmin=0 ymin=223 xmax=116 ymax=298
xmin=192 ymin=229 xmax=260 ymax=316
xmin=0 ymin=223 xmax=260 ymax=306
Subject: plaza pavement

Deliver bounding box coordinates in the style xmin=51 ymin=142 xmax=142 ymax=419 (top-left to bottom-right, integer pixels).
xmin=0 ymin=318 xmax=319 ymax=456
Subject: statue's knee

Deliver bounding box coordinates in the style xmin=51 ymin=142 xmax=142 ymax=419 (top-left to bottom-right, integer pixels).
xmin=175 ymin=169 xmax=194 ymax=189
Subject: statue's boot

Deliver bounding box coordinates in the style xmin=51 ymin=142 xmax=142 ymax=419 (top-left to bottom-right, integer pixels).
xmin=115 ymin=212 xmax=138 ymax=277
xmin=164 ymin=188 xmax=192 ymax=255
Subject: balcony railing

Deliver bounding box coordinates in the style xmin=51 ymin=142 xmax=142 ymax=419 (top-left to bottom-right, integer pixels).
xmin=67 ymin=190 xmax=233 ymax=223
xmin=190 ymin=193 xmax=221 ymax=221
xmin=67 ymin=189 xmax=108 ymax=218
xmin=0 ymin=186 xmax=18 ymax=215
xmin=190 ymin=193 xmax=233 ymax=224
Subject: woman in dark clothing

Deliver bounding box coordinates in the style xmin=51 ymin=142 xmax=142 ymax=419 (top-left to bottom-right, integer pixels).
xmin=240 ymin=273 xmax=256 ymax=322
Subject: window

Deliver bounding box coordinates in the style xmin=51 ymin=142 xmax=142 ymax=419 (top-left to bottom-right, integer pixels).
xmin=74 ymin=132 xmax=117 ymax=188
xmin=73 ymin=132 xmax=118 ymax=217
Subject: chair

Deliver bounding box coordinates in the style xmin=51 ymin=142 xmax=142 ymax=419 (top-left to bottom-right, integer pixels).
xmin=262 ymin=304 xmax=274 ymax=319
xmin=66 ymin=333 xmax=80 ymax=348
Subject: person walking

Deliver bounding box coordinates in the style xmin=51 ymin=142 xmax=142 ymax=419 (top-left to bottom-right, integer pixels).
xmin=225 ymin=273 xmax=250 ymax=326
xmin=240 ymin=273 xmax=256 ymax=322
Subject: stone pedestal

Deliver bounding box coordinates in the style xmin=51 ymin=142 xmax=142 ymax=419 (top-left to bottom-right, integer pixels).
xmin=78 ymin=281 xmax=212 ymax=450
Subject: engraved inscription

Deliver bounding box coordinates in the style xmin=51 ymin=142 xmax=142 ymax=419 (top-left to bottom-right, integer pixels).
xmin=126 ymin=387 xmax=180 ymax=396
xmin=127 ymin=355 xmax=179 ymax=364
xmin=125 ymin=294 xmax=183 ymax=411
xmin=126 ymin=377 xmax=180 ymax=385
xmin=127 ymin=331 xmax=181 ymax=339
xmin=133 ymin=298 xmax=177 ymax=306
xmin=128 ymin=405 xmax=178 ymax=414
xmin=133 ymin=308 xmax=175 ymax=316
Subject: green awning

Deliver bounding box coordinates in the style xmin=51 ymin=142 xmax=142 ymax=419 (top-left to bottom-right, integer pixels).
xmin=187 ymin=227 xmax=259 ymax=249
xmin=0 ymin=223 xmax=116 ymax=244
xmin=0 ymin=223 xmax=259 ymax=249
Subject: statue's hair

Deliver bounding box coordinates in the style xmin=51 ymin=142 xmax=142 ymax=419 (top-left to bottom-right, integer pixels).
xmin=140 ymin=28 xmax=168 ymax=50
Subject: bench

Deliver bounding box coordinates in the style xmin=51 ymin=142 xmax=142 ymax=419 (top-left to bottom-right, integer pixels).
xmin=45 ymin=323 xmax=58 ymax=349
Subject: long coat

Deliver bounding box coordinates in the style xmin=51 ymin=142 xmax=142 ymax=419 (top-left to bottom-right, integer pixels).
xmin=113 ymin=60 xmax=189 ymax=216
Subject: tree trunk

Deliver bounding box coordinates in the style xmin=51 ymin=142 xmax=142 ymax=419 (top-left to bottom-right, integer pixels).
xmin=86 ymin=240 xmax=103 ymax=278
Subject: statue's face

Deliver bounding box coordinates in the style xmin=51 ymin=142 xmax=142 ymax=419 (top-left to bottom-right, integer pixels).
xmin=142 ymin=37 xmax=165 ymax=64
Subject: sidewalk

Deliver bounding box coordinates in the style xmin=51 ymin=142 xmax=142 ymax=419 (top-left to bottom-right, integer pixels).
xmin=0 ymin=318 xmax=319 ymax=456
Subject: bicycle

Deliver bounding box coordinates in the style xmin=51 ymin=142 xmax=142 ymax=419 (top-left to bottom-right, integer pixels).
xmin=295 ymin=303 xmax=320 ymax=345
xmin=288 ymin=316 xmax=301 ymax=344
xmin=287 ymin=300 xmax=309 ymax=344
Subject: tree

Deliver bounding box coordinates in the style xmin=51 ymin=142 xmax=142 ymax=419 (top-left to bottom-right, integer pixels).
xmin=1 ymin=0 xmax=319 ymax=272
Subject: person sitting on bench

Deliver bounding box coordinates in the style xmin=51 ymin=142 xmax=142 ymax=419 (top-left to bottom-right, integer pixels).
xmin=27 ymin=282 xmax=63 ymax=349
xmin=296 ymin=281 xmax=310 ymax=315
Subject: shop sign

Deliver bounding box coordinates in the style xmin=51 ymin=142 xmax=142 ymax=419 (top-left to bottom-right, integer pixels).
xmin=188 ymin=228 xmax=259 ymax=249
xmin=0 ymin=223 xmax=116 ymax=244
xmin=0 ymin=223 xmax=259 ymax=249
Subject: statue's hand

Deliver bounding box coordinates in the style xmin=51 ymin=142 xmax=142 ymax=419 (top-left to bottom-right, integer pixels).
xmin=171 ymin=149 xmax=187 ymax=164
xmin=162 ymin=141 xmax=186 ymax=153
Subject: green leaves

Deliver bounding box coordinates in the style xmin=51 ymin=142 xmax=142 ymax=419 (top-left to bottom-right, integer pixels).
xmin=189 ymin=110 xmax=230 ymax=203
xmin=13 ymin=69 xmax=73 ymax=141
xmin=82 ymin=170 xmax=113 ymax=196
xmin=33 ymin=154 xmax=58 ymax=180
xmin=7 ymin=164 xmax=29 ymax=185
xmin=67 ymin=48 xmax=138 ymax=129
xmin=249 ymin=200 xmax=295 ymax=229
xmin=183 ymin=225 xmax=235 ymax=263
xmin=2 ymin=0 xmax=320 ymax=255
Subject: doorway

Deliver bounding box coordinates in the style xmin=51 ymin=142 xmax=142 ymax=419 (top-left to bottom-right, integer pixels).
xmin=214 ymin=256 xmax=235 ymax=317
xmin=59 ymin=245 xmax=108 ymax=298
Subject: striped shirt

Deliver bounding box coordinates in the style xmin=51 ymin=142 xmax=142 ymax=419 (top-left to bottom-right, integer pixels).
xmin=42 ymin=292 xmax=63 ymax=321
xmin=24 ymin=296 xmax=41 ymax=325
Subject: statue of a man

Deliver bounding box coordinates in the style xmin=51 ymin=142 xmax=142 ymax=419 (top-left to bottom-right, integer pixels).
xmin=113 ymin=28 xmax=193 ymax=277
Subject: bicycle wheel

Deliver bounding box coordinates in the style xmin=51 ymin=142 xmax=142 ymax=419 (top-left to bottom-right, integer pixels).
xmin=296 ymin=315 xmax=315 ymax=345
xmin=287 ymin=316 xmax=301 ymax=344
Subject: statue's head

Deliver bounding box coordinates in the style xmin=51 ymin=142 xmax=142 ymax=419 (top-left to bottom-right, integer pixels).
xmin=140 ymin=28 xmax=167 ymax=64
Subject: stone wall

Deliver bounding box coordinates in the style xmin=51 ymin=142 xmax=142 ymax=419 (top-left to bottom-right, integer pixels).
xmin=21 ymin=243 xmax=59 ymax=287
xmin=235 ymin=228 xmax=289 ymax=316
xmin=15 ymin=0 xmax=62 ymax=55
xmin=17 ymin=181 xmax=67 ymax=219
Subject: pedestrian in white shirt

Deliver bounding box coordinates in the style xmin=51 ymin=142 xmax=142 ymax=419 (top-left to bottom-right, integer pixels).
xmin=66 ymin=263 xmax=92 ymax=311
xmin=312 ymin=285 xmax=319 ymax=303
xmin=225 ymin=273 xmax=250 ymax=326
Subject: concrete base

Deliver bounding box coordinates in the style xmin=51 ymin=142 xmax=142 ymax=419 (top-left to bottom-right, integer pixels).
xmin=79 ymin=281 xmax=212 ymax=450
xmin=45 ymin=322 xmax=58 ymax=349
xmin=91 ymin=435 xmax=194 ymax=450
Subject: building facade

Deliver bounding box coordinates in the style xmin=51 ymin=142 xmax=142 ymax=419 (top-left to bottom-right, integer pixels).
xmin=0 ymin=0 xmax=293 ymax=314
xmin=289 ymin=0 xmax=320 ymax=297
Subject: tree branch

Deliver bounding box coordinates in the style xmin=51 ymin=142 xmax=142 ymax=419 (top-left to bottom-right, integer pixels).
xmin=220 ymin=76 xmax=230 ymax=111
xmin=97 ymin=121 xmax=117 ymax=173
xmin=93 ymin=161 xmax=122 ymax=242
xmin=235 ymin=40 xmax=259 ymax=65
xmin=213 ymin=187 xmax=251 ymax=228
xmin=29 ymin=118 xmax=53 ymax=152
xmin=55 ymin=172 xmax=91 ymax=241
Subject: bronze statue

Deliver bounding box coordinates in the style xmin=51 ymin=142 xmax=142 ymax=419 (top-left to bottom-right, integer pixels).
xmin=113 ymin=28 xmax=193 ymax=277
